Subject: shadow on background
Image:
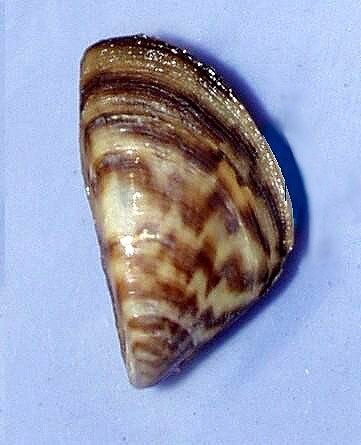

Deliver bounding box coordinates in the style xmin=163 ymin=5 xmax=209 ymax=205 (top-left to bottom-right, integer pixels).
xmin=155 ymin=34 xmax=310 ymax=388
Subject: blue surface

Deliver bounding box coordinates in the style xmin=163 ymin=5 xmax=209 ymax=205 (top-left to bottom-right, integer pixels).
xmin=4 ymin=1 xmax=361 ymax=444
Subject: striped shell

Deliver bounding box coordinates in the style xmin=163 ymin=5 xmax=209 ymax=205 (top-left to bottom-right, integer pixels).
xmin=80 ymin=35 xmax=294 ymax=388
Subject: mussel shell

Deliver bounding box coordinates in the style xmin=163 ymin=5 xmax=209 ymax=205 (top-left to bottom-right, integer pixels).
xmin=80 ymin=35 xmax=294 ymax=387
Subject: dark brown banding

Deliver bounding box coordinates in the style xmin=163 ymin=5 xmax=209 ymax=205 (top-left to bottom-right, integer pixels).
xmin=104 ymin=243 xmax=158 ymax=276
xmin=150 ymin=283 xmax=198 ymax=316
xmin=81 ymin=74 xmax=258 ymax=166
xmin=265 ymin=264 xmax=281 ymax=287
xmin=199 ymin=302 xmax=251 ymax=330
xmin=117 ymin=271 xmax=199 ymax=315
xmin=128 ymin=317 xmax=166 ymax=333
xmin=256 ymin=183 xmax=286 ymax=255
xmin=128 ymin=316 xmax=192 ymax=347
xmin=133 ymin=340 xmax=169 ymax=358
xmin=136 ymin=232 xmax=241 ymax=296
xmin=81 ymin=37 xmax=292 ymax=253
xmin=199 ymin=263 xmax=271 ymax=329
xmin=82 ymin=83 xmax=284 ymax=241
xmin=240 ymin=203 xmax=271 ymax=256
xmin=219 ymin=256 xmax=251 ymax=292
xmin=177 ymin=185 xmax=240 ymax=236
xmin=200 ymin=307 xmax=236 ymax=330
xmin=80 ymin=35 xmax=294 ymax=387
xmin=82 ymin=86 xmax=225 ymax=150
xmin=132 ymin=334 xmax=190 ymax=359
xmin=243 ymin=168 xmax=286 ymax=256
xmin=92 ymin=149 xmax=241 ymax=238
xmin=92 ymin=151 xmax=170 ymax=213
xmin=206 ymin=187 xmax=240 ymax=234
xmin=155 ymin=233 xmax=197 ymax=284
xmin=196 ymin=248 xmax=251 ymax=297
xmin=257 ymin=264 xmax=270 ymax=287
xmin=85 ymin=112 xmax=224 ymax=174
xmin=108 ymin=225 xmax=254 ymax=302
xmin=194 ymin=240 xmax=218 ymax=295
xmin=81 ymin=34 xmax=238 ymax=109
xmin=92 ymin=150 xmax=153 ymax=195
xmin=103 ymin=239 xmax=125 ymax=259
xmin=178 ymin=201 xmax=209 ymax=235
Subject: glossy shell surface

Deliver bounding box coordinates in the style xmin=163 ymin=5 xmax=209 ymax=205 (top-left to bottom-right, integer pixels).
xmin=80 ymin=35 xmax=294 ymax=388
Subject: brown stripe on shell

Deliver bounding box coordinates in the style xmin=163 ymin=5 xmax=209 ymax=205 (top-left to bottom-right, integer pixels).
xmin=92 ymin=151 xmax=174 ymax=215
xmin=82 ymin=77 xmax=287 ymax=248
xmin=196 ymin=251 xmax=252 ymax=297
xmin=81 ymin=74 xmax=259 ymax=165
xmin=257 ymin=183 xmax=287 ymax=256
xmin=132 ymin=341 xmax=171 ymax=360
xmin=104 ymin=241 xmax=158 ymax=276
xmin=80 ymin=34 xmax=230 ymax=95
xmin=91 ymin=151 xmax=168 ymax=215
xmin=81 ymin=98 xmax=214 ymax=166
xmin=158 ymin=234 xmax=245 ymax=294
xmin=108 ymin=231 xmax=254 ymax=307
xmin=240 ymin=202 xmax=271 ymax=256
xmin=81 ymin=84 xmax=227 ymax=154
xmin=131 ymin=329 xmax=191 ymax=354
xmin=153 ymin=233 xmax=199 ymax=284
xmin=172 ymin=182 xmax=240 ymax=236
xmin=84 ymin=111 xmax=225 ymax=173
xmin=91 ymin=150 xmax=155 ymax=199
xmin=80 ymin=35 xmax=294 ymax=387
xmin=82 ymin=89 xmax=226 ymax=151
xmin=128 ymin=316 xmax=193 ymax=363
xmin=128 ymin=315 xmax=190 ymax=339
xmin=199 ymin=260 xmax=283 ymax=330
xmin=218 ymin=256 xmax=253 ymax=292
xmin=91 ymin=148 xmax=241 ymax=237
xmin=206 ymin=187 xmax=240 ymax=234
xmin=128 ymin=324 xmax=194 ymax=386
xmin=243 ymin=170 xmax=287 ymax=255
xmin=80 ymin=34 xmax=249 ymax=111
xmin=116 ymin=275 xmax=199 ymax=317
xmin=200 ymin=306 xmax=241 ymax=330
xmin=194 ymin=239 xmax=219 ymax=295
xmin=149 ymin=233 xmax=221 ymax=295
xmin=81 ymin=83 xmax=248 ymax=193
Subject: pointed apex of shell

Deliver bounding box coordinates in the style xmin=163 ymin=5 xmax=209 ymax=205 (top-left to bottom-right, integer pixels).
xmin=122 ymin=314 xmax=194 ymax=388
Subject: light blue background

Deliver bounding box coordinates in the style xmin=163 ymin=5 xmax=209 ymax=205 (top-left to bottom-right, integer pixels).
xmin=4 ymin=1 xmax=361 ymax=444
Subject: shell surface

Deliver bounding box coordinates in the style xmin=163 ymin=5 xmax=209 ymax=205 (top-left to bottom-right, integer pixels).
xmin=80 ymin=35 xmax=294 ymax=388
